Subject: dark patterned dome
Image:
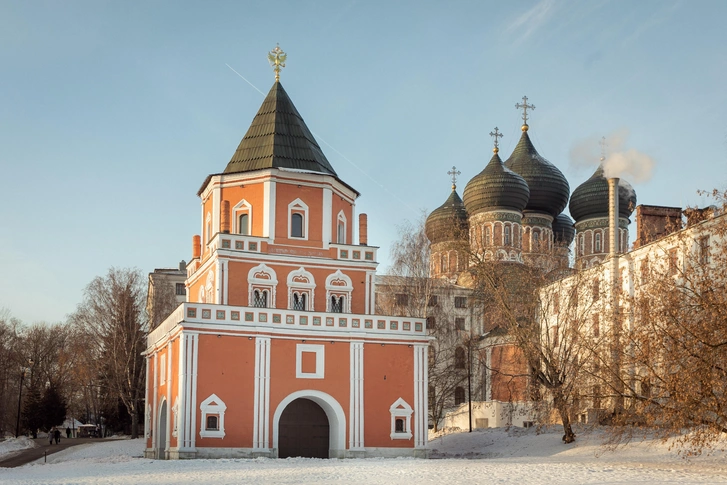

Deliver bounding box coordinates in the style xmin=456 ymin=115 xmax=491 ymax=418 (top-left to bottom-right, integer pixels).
xmin=569 ymin=165 xmax=637 ymax=222
xmin=552 ymin=213 xmax=575 ymax=245
xmin=425 ymin=188 xmax=469 ymax=244
xmin=504 ymin=130 xmax=570 ymax=217
xmin=463 ymin=151 xmax=530 ymax=216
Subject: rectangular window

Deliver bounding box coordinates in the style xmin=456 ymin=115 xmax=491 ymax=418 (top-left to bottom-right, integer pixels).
xmin=291 ymin=213 xmax=304 ymax=238
xmin=206 ymin=415 xmax=219 ymax=431
xmin=428 ymin=295 xmax=438 ymax=307
xmin=699 ymin=236 xmax=710 ymax=265
xmin=454 ymin=297 xmax=467 ymax=308
xmin=455 ymin=318 xmax=465 ymax=331
xmin=175 ymin=283 xmax=186 ymax=296
xmin=426 ymin=316 xmax=436 ymax=329
xmin=395 ymin=294 xmax=409 ymax=306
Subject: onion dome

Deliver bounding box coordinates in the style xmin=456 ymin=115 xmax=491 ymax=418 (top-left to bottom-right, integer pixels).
xmin=568 ymin=165 xmax=637 ymax=222
xmin=425 ymin=187 xmax=469 ymax=244
xmin=463 ymin=133 xmax=530 ymax=216
xmin=503 ymin=128 xmax=570 ymax=217
xmin=552 ymin=213 xmax=575 ymax=245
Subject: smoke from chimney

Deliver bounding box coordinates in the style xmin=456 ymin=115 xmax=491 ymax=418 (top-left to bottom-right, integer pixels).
xmin=569 ymin=128 xmax=655 ymax=183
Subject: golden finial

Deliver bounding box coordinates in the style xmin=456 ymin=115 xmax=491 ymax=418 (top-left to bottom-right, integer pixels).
xmin=489 ymin=127 xmax=503 ymax=154
xmin=448 ymin=166 xmax=461 ymax=190
xmin=515 ymin=96 xmax=535 ymax=131
xmin=268 ymin=43 xmax=287 ymax=82
xmin=599 ymin=136 xmax=607 ymax=162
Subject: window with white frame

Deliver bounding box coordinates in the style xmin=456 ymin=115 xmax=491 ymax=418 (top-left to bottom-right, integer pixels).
xmin=326 ymin=270 xmax=352 ymax=313
xmin=389 ymin=398 xmax=413 ymax=440
xmin=484 ymin=225 xmax=491 ymax=246
xmin=206 ymin=212 xmax=212 ymax=243
xmin=504 ymin=225 xmax=511 ymax=246
xmin=287 ymin=267 xmax=316 ymax=311
xmin=296 ymin=344 xmax=325 ymax=379
xmin=337 ymin=211 xmax=346 ymax=244
xmin=199 ymin=394 xmax=226 ymax=438
xmin=594 ymin=231 xmax=602 ymax=253
xmin=248 ymin=264 xmax=277 ymax=308
xmin=233 ymin=199 xmax=252 ymax=235
xmin=288 ymin=199 xmax=309 ymax=239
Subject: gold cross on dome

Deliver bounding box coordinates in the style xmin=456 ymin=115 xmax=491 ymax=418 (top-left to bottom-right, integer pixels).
xmin=447 ymin=166 xmax=461 ymax=190
xmin=489 ymin=127 xmax=503 ymax=153
xmin=515 ymin=96 xmax=535 ymax=127
xmin=268 ymin=43 xmax=287 ymax=81
xmin=599 ymin=136 xmax=607 ymax=162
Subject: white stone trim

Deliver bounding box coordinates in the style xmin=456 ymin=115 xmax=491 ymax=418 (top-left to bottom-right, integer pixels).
xmin=326 ymin=270 xmax=353 ymax=313
xmin=232 ymin=199 xmax=252 ymax=235
xmin=322 ymin=188 xmax=332 ymax=248
xmin=287 ymin=267 xmax=316 ymax=311
xmin=413 ymin=344 xmax=427 ymax=448
xmin=248 ymin=263 xmax=278 ymax=308
xmin=144 ymin=356 xmax=151 ymax=439
xmin=389 ymin=397 xmax=413 ymax=440
xmin=199 ymin=394 xmax=227 ymax=438
xmin=349 ymin=341 xmax=364 ymax=449
xmin=272 ymin=390 xmax=346 ymax=456
xmin=252 ymin=336 xmax=271 ymax=449
xmin=152 ymin=353 xmax=158 ymax=450
xmin=337 ymin=210 xmax=347 ymax=244
xmin=296 ymin=344 xmax=325 ymax=379
xmin=288 ymin=198 xmax=309 ymax=240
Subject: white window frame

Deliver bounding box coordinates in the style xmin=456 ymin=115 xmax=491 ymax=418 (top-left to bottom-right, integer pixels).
xmin=199 ymin=394 xmax=226 ymax=439
xmin=389 ymin=398 xmax=413 ymax=440
xmin=287 ymin=267 xmax=316 ymax=311
xmin=233 ymin=199 xmax=252 ymax=235
xmin=325 ymin=270 xmax=353 ymax=313
xmin=288 ymin=198 xmax=309 ymax=240
xmin=296 ymin=344 xmax=325 ymax=379
xmin=248 ymin=263 xmax=278 ymax=308
xmin=336 ymin=210 xmax=347 ymax=244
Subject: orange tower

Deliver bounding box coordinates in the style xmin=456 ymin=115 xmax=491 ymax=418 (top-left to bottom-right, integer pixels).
xmin=144 ymin=47 xmax=430 ymax=460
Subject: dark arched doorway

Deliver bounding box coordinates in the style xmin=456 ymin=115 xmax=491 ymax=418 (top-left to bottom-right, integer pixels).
xmin=157 ymin=401 xmax=167 ymax=459
xmin=278 ymin=398 xmax=330 ymax=458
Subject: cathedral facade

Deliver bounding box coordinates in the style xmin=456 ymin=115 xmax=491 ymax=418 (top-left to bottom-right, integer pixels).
xmin=144 ymin=50 xmax=430 ymax=459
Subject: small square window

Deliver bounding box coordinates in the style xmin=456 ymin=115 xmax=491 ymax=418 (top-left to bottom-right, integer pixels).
xmin=249 ymin=242 xmax=258 ymax=251
xmin=231 ymin=311 xmax=240 ymax=321
xmin=340 ymin=250 xmax=348 ymax=258
xmin=454 ymin=297 xmax=467 ymax=308
xmin=175 ymin=283 xmax=186 ymax=296
xmin=187 ymin=308 xmax=197 ymax=318
xmin=352 ymin=250 xmax=361 ymax=259
xmin=222 ymin=239 xmax=231 ymax=249
xmin=365 ymin=252 xmax=373 ymax=260
xmin=216 ymin=310 xmax=225 ymax=320
xmin=426 ymin=317 xmax=436 ymax=329
xmin=300 ymin=316 xmax=308 ymax=325
xmin=428 ymin=296 xmax=438 ymax=307
xmin=273 ymin=314 xmax=282 ymax=323
xmin=365 ymin=319 xmax=373 ymax=329
xmin=313 ymin=316 xmax=321 ymax=326
xmin=235 ymin=241 xmax=244 ymax=250
xmin=206 ymin=415 xmax=219 ymax=431
xmin=201 ymin=309 xmax=211 ymax=319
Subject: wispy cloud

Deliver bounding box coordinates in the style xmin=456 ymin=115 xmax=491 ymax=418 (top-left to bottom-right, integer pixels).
xmin=506 ymin=0 xmax=557 ymax=44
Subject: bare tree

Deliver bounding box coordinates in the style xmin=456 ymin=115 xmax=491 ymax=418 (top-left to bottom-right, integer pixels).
xmin=70 ymin=267 xmax=147 ymax=438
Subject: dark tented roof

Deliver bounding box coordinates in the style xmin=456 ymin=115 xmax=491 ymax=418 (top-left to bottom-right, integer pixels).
xmin=224 ymin=81 xmax=338 ymax=176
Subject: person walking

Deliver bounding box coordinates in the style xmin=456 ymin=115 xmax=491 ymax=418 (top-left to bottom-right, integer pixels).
xmin=66 ymin=427 xmax=71 ymax=439
xmin=48 ymin=428 xmax=55 ymax=445
xmin=54 ymin=428 xmax=61 ymax=444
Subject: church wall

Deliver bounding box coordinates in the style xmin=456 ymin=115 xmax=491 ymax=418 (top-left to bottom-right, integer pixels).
xmin=274 ymin=182 xmax=324 ymax=246
xmin=268 ymin=338 xmax=351 ymax=444
xmin=331 ymin=193 xmax=354 ymax=244
xmin=218 ymin=183 xmax=266 ymax=236
xmin=363 ymin=343 xmax=415 ymax=448
xmin=195 ymin=333 xmax=256 ymax=448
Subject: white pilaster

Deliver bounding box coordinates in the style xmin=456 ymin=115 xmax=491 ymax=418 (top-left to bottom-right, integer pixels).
xmin=263 ymin=180 xmax=277 ymax=240
xmin=252 ymin=336 xmax=272 ymax=450
xmin=349 ymin=341 xmax=365 ymax=449
xmin=165 ymin=342 xmax=172 ymax=451
xmin=152 ymin=353 xmax=158 ymax=451
xmin=144 ymin=356 xmax=150 ymax=440
xmin=413 ymin=344 xmax=428 ymax=448
xmin=179 ymin=332 xmax=199 ymax=452
xmin=322 ymin=187 xmax=332 ymax=248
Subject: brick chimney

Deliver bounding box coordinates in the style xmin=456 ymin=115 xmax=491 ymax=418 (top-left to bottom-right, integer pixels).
xmin=633 ymin=205 xmax=682 ymax=248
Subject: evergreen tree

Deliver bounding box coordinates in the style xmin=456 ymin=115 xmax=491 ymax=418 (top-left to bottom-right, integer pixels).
xmin=41 ymin=386 xmax=67 ymax=431
xmin=21 ymin=386 xmax=43 ymax=437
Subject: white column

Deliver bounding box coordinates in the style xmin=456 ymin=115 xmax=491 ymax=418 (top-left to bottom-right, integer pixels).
xmin=165 ymin=342 xmax=172 ymax=451
xmin=263 ymin=180 xmax=276 ymax=240
xmin=349 ymin=341 xmax=365 ymax=449
xmin=413 ymin=344 xmax=428 ymax=448
xmin=178 ymin=332 xmax=199 ymax=452
xmin=322 ymin=187 xmax=332 ymax=248
xmin=144 ymin=356 xmax=150 ymax=440
xmin=152 ymin=353 xmax=158 ymax=451
xmin=253 ymin=337 xmax=272 ymax=450
xmin=177 ymin=335 xmax=186 ymax=449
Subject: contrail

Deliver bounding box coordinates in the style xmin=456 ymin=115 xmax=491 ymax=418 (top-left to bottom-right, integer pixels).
xmin=225 ymin=63 xmax=420 ymax=216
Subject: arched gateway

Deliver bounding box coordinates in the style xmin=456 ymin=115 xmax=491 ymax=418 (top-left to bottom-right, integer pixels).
xmin=278 ymin=398 xmax=329 ymax=458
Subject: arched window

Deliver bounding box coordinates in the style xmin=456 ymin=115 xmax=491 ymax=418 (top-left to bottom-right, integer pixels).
xmin=292 ymin=292 xmax=307 ymax=311
xmin=532 ymin=229 xmax=540 ymax=250
xmin=504 ymin=225 xmax=511 ymax=246
xmin=484 ymin=226 xmax=491 ymax=246
xmin=454 ymin=386 xmax=465 ymax=405
xmin=238 ymin=214 xmax=249 ymax=236
xmin=595 ymin=232 xmax=602 ymax=252
xmin=579 ymin=234 xmax=585 ymax=256
xmin=253 ymin=289 xmax=268 ymax=308
xmin=455 ymin=347 xmax=466 ymax=369
xmin=291 ymin=213 xmax=304 ymax=238
xmin=330 ymin=295 xmax=344 ymax=313
xmin=440 ymin=254 xmax=447 ymax=273
xmin=337 ymin=221 xmax=345 ymax=244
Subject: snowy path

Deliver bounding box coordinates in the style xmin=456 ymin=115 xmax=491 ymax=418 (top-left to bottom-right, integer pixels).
xmin=1 ymin=428 xmax=725 ymax=484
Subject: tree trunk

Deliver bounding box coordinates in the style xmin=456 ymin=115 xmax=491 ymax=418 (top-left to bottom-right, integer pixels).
xmin=130 ymin=404 xmax=139 ymax=439
xmin=554 ymin=392 xmax=576 ymax=443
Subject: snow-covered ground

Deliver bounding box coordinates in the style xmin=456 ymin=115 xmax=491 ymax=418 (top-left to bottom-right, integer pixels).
xmin=1 ymin=427 xmax=726 ymax=484
xmin=0 ymin=436 xmax=38 ymax=459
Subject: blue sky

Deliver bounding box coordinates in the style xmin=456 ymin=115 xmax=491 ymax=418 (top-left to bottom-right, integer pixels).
xmin=1 ymin=0 xmax=726 ymax=324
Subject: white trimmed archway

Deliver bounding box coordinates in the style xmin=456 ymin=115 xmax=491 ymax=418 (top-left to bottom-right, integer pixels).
xmin=272 ymin=390 xmax=346 ymax=458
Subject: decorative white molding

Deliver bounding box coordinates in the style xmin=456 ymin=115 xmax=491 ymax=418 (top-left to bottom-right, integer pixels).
xmin=287 ymin=267 xmax=316 ymax=311
xmin=326 ymin=270 xmax=353 ymax=312
xmin=413 ymin=344 xmax=428 ymax=448
xmin=349 ymin=341 xmax=364 ymax=449
xmin=248 ymin=263 xmax=278 ymax=308
xmin=252 ymin=337 xmax=271 ymax=450
xmin=337 ymin=210 xmax=347 ymax=244
xmin=296 ymin=344 xmax=325 ymax=379
xmin=322 ymin=188 xmax=332 ymax=249
xmin=389 ymin=397 xmax=413 ymax=440
xmin=199 ymin=394 xmax=227 ymax=438
xmin=232 ymin=199 xmax=252 ymax=235
xmin=288 ymin=198 xmax=309 ymax=240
